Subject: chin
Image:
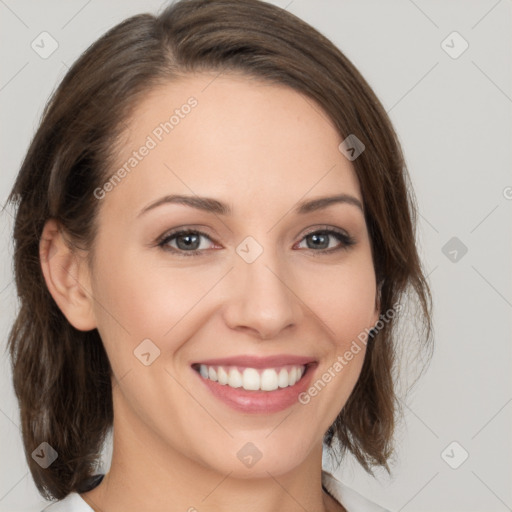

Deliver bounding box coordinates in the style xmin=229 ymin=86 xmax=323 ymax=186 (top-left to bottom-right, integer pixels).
xmin=197 ymin=436 xmax=315 ymax=479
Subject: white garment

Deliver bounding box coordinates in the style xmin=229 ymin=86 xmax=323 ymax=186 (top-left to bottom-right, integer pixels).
xmin=321 ymin=470 xmax=390 ymax=511
xmin=40 ymin=470 xmax=389 ymax=512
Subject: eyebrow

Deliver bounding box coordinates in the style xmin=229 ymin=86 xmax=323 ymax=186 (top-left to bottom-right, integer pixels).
xmin=137 ymin=193 xmax=364 ymax=218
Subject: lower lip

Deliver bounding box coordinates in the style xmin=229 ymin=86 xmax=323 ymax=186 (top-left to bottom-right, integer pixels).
xmin=193 ymin=364 xmax=317 ymax=414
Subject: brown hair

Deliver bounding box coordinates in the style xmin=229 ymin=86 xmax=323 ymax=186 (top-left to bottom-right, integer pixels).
xmin=6 ymin=0 xmax=433 ymax=501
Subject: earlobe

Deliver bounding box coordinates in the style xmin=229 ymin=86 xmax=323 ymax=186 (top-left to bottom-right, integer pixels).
xmin=39 ymin=219 xmax=97 ymax=331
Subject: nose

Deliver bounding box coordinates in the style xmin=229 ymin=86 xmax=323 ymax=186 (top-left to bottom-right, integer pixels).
xmin=222 ymin=249 xmax=303 ymax=340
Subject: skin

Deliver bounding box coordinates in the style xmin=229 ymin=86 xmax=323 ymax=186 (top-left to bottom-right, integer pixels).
xmin=40 ymin=73 xmax=380 ymax=512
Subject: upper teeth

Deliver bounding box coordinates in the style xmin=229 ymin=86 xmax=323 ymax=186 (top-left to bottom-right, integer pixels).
xmin=198 ymin=364 xmax=306 ymax=391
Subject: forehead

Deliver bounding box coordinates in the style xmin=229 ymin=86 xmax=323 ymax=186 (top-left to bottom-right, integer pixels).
xmin=102 ymin=72 xmax=362 ymax=218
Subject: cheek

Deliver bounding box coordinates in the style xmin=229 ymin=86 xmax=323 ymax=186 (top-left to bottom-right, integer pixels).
xmin=297 ymin=262 xmax=375 ymax=421
xmin=92 ymin=245 xmax=376 ymax=345
xmin=301 ymin=254 xmax=377 ymax=343
xmin=90 ymin=250 xmax=218 ymax=359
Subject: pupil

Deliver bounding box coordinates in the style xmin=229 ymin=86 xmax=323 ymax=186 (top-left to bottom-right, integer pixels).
xmin=177 ymin=233 xmax=199 ymax=250
xmin=309 ymin=233 xmax=328 ymax=249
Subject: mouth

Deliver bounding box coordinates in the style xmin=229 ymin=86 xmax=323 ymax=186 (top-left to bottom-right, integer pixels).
xmin=190 ymin=357 xmax=318 ymax=414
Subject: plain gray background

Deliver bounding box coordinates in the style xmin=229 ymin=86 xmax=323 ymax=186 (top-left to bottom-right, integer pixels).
xmin=1 ymin=1 xmax=511 ymax=511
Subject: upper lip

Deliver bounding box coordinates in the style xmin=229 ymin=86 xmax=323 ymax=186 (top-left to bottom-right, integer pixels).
xmin=192 ymin=354 xmax=317 ymax=369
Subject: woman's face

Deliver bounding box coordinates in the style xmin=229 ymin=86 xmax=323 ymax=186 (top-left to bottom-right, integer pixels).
xmin=83 ymin=73 xmax=379 ymax=478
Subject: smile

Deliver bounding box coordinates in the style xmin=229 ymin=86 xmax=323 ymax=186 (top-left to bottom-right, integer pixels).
xmin=191 ymin=359 xmax=318 ymax=414
xmin=193 ymin=364 xmax=306 ymax=391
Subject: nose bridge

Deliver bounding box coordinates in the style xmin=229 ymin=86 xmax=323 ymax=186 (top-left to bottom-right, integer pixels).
xmin=222 ymin=237 xmax=302 ymax=338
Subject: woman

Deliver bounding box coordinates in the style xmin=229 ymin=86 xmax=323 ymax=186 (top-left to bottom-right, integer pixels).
xmin=6 ymin=0 xmax=432 ymax=510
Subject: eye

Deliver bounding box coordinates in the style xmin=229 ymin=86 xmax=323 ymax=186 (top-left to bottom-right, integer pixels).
xmin=157 ymin=226 xmax=355 ymax=257
xmin=295 ymin=228 xmax=355 ymax=252
xmin=157 ymin=229 xmax=217 ymax=256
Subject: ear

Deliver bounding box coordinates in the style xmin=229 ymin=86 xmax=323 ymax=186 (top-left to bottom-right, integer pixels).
xmin=39 ymin=218 xmax=97 ymax=331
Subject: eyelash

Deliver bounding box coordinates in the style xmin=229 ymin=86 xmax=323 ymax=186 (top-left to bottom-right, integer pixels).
xmin=156 ymin=227 xmax=356 ymax=257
